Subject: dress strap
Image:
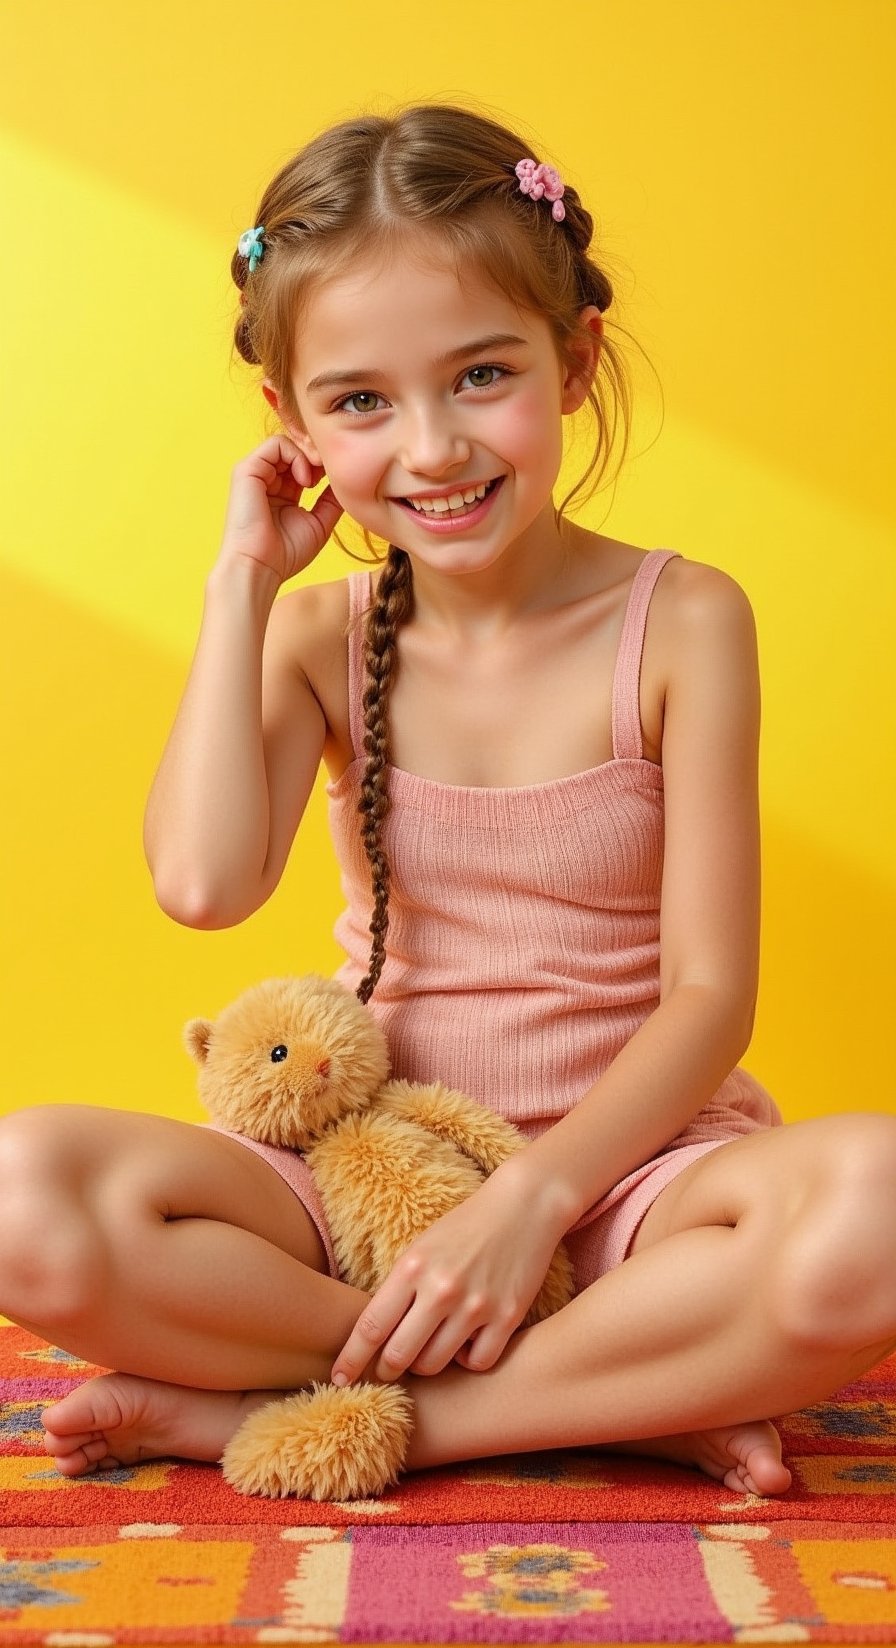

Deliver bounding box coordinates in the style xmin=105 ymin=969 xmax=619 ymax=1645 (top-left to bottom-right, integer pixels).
xmin=345 ymin=570 xmax=375 ymax=762
xmin=611 ymin=549 xmax=682 ymax=761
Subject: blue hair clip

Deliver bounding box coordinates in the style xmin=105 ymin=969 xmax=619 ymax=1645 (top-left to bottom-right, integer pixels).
xmin=237 ymin=225 xmax=266 ymax=274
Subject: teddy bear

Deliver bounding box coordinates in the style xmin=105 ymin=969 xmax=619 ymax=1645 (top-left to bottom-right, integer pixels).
xmin=184 ymin=973 xmax=574 ymax=1501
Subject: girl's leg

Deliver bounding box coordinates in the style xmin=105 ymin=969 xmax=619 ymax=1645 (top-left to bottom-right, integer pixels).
xmin=398 ymin=1113 xmax=896 ymax=1492
xmin=19 ymin=1110 xmax=896 ymax=1494
xmin=0 ymin=1106 xmax=370 ymax=1471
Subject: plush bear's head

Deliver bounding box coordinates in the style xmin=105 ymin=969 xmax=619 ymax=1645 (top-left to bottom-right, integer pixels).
xmin=185 ymin=975 xmax=391 ymax=1149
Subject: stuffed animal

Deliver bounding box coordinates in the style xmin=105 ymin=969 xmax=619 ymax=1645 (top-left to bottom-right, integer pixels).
xmin=185 ymin=974 xmax=574 ymax=1501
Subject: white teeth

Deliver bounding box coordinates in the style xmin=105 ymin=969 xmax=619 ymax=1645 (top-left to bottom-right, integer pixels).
xmin=409 ymin=482 xmax=490 ymax=514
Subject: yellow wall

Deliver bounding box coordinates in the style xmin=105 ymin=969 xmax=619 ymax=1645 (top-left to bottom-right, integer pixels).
xmin=2 ymin=0 xmax=893 ymax=1125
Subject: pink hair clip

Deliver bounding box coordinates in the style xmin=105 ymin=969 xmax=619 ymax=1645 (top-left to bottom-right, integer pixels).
xmin=515 ymin=158 xmax=566 ymax=222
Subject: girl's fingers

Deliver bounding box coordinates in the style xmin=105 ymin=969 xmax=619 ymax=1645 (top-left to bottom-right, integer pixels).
xmin=451 ymin=1321 xmax=511 ymax=1372
xmin=240 ymin=437 xmax=324 ymax=494
xmin=371 ymin=1290 xmax=490 ymax=1381
xmin=310 ymin=484 xmax=343 ymax=535
xmin=291 ymin=450 xmax=326 ymax=487
xmin=279 ymin=484 xmax=343 ymax=568
xmin=332 ymin=1285 xmax=415 ymax=1386
xmin=407 ymin=1316 xmax=488 ymax=1377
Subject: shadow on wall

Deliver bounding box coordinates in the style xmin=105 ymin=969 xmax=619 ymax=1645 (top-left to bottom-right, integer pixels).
xmin=2 ymin=564 xmax=893 ymax=1125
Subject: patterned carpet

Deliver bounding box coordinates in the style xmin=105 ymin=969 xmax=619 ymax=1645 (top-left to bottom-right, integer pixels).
xmin=1 ymin=1323 xmax=895 ymax=1642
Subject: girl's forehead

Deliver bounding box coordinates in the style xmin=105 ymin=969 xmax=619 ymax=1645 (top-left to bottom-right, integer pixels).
xmin=294 ymin=250 xmax=538 ymax=362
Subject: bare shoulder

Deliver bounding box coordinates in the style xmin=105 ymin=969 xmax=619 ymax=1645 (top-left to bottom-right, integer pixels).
xmin=266 ymin=576 xmax=350 ymax=671
xmin=636 ymin=556 xmax=758 ymax=763
xmin=649 ymin=556 xmax=758 ymax=677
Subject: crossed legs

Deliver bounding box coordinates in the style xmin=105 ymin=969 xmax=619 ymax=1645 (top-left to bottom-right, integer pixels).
xmin=2 ymin=1105 xmax=895 ymax=1495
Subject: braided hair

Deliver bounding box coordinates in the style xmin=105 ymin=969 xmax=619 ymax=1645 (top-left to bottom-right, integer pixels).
xmin=355 ymin=546 xmax=414 ymax=1003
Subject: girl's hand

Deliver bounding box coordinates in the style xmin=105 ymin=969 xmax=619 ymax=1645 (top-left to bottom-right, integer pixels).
xmin=218 ymin=436 xmax=343 ymax=586
xmin=331 ymin=1165 xmax=565 ymax=1385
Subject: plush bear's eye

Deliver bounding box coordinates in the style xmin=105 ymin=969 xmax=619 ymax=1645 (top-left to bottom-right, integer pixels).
xmin=270 ymin=1045 xmax=288 ymax=1063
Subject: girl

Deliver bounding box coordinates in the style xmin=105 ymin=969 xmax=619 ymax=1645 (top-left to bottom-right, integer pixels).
xmin=6 ymin=104 xmax=895 ymax=1498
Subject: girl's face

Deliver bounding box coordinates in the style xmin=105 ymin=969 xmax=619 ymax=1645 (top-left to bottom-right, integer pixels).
xmin=274 ymin=246 xmax=601 ymax=579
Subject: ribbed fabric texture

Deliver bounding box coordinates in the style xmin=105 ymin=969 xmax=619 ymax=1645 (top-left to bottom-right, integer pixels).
xmin=326 ymin=549 xmax=775 ymax=1147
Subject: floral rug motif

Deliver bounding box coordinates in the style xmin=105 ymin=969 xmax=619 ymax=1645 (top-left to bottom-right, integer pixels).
xmin=1 ymin=1325 xmax=895 ymax=1642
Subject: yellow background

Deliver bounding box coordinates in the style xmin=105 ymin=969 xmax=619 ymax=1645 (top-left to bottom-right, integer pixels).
xmin=2 ymin=0 xmax=893 ymax=1126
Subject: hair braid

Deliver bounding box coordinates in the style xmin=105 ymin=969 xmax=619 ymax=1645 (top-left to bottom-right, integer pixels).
xmin=356 ymin=545 xmax=414 ymax=1004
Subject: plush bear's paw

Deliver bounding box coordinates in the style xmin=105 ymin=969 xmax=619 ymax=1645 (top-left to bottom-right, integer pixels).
xmin=221 ymin=1381 xmax=414 ymax=1501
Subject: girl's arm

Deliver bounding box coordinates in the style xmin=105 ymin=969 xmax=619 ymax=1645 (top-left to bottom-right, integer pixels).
xmin=331 ymin=561 xmax=763 ymax=1385
xmin=144 ymin=437 xmax=342 ymax=927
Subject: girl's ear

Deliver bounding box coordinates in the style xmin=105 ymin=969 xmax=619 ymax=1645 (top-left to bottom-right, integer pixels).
xmin=560 ymin=307 xmax=604 ymax=413
xmin=262 ymin=380 xmax=324 ymax=466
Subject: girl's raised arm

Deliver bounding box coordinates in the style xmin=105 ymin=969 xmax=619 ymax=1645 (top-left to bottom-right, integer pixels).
xmin=143 ymin=437 xmax=342 ymax=928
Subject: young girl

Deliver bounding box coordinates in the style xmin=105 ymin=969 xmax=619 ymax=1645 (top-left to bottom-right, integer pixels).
xmin=7 ymin=103 xmax=895 ymax=1498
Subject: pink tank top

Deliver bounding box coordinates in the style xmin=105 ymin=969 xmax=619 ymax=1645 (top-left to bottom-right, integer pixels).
xmin=326 ymin=549 xmax=776 ymax=1139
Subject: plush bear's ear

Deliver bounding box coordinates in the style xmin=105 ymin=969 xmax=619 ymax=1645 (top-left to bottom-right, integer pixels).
xmin=184 ymin=1018 xmax=214 ymax=1064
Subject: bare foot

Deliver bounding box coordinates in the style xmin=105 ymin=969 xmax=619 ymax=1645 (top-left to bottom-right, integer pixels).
xmin=598 ymin=1419 xmax=792 ymax=1496
xmin=42 ymin=1373 xmax=275 ymax=1477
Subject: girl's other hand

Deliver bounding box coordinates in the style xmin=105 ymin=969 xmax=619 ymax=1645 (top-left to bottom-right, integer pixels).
xmin=330 ymin=1164 xmax=566 ymax=1386
xmin=218 ymin=436 xmax=344 ymax=587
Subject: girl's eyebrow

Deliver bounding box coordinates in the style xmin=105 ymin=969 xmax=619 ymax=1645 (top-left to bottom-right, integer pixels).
xmin=304 ymin=333 xmax=529 ymax=395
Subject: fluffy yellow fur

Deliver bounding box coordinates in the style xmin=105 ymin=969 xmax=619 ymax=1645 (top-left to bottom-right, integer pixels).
xmin=185 ymin=974 xmax=390 ymax=1147
xmin=221 ymin=1383 xmax=415 ymax=1500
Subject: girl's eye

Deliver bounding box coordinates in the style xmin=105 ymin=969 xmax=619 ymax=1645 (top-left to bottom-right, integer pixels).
xmin=463 ymin=364 xmax=506 ymax=390
xmin=332 ymin=364 xmax=508 ymax=416
xmin=335 ymin=391 xmax=386 ymax=416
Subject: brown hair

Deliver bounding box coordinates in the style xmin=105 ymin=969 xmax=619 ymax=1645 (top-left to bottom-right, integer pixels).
xmin=233 ymin=103 xmax=642 ymax=1003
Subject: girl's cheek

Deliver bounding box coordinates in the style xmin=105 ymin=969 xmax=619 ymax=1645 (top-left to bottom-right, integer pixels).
xmin=493 ymin=400 xmax=563 ymax=483
xmin=319 ymin=430 xmax=381 ymax=499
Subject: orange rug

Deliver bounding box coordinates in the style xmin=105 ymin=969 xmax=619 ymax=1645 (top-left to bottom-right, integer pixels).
xmin=2 ymin=1324 xmax=895 ymax=1641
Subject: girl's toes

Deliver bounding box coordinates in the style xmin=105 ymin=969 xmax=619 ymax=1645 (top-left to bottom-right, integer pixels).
xmin=724 ymin=1424 xmax=792 ymax=1495
xmin=50 ymin=1439 xmax=113 ymax=1476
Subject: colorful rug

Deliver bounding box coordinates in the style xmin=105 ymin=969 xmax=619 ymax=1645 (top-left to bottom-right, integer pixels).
xmin=1 ymin=1324 xmax=895 ymax=1642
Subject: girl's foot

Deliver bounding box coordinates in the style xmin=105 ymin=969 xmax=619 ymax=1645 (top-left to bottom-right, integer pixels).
xmin=598 ymin=1420 xmax=792 ymax=1495
xmin=42 ymin=1373 xmax=274 ymax=1476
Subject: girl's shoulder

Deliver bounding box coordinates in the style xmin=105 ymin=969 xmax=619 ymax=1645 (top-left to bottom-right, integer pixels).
xmin=645 ymin=552 xmax=758 ymax=658
xmin=564 ymin=533 xmax=756 ymax=665
xmin=640 ymin=553 xmax=760 ymax=742
xmin=266 ymin=574 xmax=351 ymax=675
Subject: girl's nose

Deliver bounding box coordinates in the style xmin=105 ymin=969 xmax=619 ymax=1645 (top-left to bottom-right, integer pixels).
xmin=399 ymin=410 xmax=471 ymax=477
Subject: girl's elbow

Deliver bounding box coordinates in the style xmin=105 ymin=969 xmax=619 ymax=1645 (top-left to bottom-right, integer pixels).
xmin=671 ymin=979 xmax=757 ymax=1060
xmin=719 ymin=988 xmax=758 ymax=1062
xmin=151 ymin=874 xmax=255 ymax=930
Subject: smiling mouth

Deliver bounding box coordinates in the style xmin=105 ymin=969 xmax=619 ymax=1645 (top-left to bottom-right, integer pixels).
xmin=396 ymin=478 xmax=502 ymax=517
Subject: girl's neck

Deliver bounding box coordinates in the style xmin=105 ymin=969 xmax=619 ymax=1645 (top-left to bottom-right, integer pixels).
xmin=402 ymin=506 xmax=598 ymax=641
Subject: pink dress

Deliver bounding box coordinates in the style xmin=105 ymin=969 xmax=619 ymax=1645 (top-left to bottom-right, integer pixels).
xmin=226 ymin=548 xmax=782 ymax=1288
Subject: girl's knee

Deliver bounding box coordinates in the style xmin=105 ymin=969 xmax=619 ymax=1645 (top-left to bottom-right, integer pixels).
xmin=769 ymin=1113 xmax=896 ymax=1350
xmin=0 ymin=1109 xmax=108 ymax=1330
xmin=837 ymin=1110 xmax=896 ymax=1180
